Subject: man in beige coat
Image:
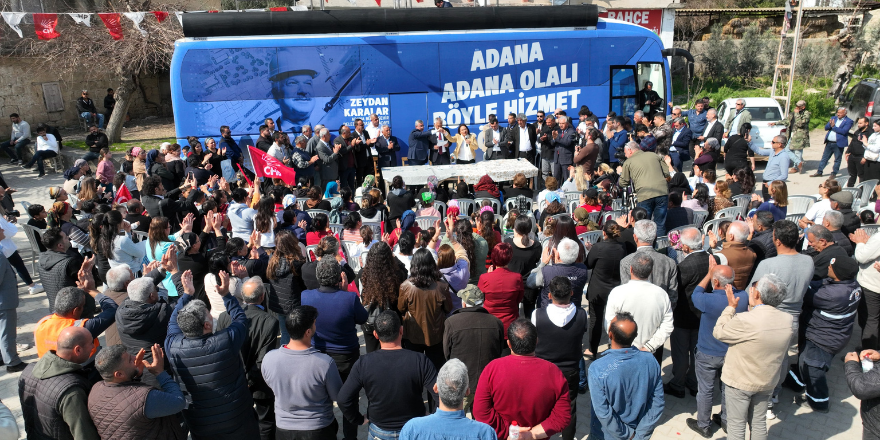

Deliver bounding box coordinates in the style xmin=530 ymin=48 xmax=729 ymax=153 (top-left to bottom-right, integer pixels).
xmin=713 ymin=273 xmax=793 ymax=440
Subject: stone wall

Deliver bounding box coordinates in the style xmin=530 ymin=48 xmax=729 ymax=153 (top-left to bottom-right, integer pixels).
xmin=0 ymin=57 xmax=171 ymax=138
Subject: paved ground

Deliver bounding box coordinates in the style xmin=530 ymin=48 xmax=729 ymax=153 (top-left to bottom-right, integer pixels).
xmin=0 ymin=128 xmax=868 ymax=439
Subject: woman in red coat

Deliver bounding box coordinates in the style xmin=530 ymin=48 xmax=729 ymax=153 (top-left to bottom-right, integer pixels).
xmin=478 ymin=242 xmax=524 ymax=343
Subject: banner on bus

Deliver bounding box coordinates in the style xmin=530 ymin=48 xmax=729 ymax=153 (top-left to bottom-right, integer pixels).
xmin=599 ymin=9 xmax=662 ymax=35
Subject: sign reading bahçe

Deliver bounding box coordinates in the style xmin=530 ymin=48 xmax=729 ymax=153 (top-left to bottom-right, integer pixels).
xmin=599 ymin=9 xmax=662 ymax=35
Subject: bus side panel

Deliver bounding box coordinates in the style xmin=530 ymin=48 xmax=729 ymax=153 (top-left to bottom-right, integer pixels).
xmin=170 ymin=31 xmax=659 ymax=148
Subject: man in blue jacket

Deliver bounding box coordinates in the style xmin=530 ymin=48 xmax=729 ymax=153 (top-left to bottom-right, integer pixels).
xmin=669 ymin=117 xmax=693 ymax=172
xmin=589 ymin=311 xmax=664 ymax=439
xmin=165 ymin=269 xmax=259 ymax=440
xmin=408 ymin=119 xmax=433 ymax=166
xmin=812 ymin=107 xmax=854 ymax=178
xmin=795 ymin=256 xmax=861 ymax=413
xmin=687 ymin=262 xmax=749 ymax=438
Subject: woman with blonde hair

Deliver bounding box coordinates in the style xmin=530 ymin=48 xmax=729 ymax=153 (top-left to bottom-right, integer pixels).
xmin=77 ymin=176 xmax=110 ymax=204
xmin=712 ymin=180 xmax=734 ymax=217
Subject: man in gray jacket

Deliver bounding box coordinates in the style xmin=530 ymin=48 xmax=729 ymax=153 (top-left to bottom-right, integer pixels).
xmin=0 ymin=227 xmax=26 ymax=372
xmin=315 ymin=128 xmax=342 ymax=192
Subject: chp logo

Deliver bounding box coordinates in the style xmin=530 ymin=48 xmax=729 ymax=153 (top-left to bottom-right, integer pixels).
xmin=257 ymin=152 xmax=283 ymax=177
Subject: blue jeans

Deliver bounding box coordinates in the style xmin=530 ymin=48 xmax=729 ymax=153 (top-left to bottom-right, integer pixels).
xmin=579 ymin=358 xmax=588 ymax=390
xmin=817 ymin=141 xmax=844 ymax=175
xmin=0 ymin=309 xmax=22 ymax=366
xmin=637 ymin=195 xmax=669 ymax=236
xmin=24 ymin=150 xmax=57 ymax=174
xmin=0 ymin=138 xmax=30 ymax=160
xmin=368 ymin=424 xmax=400 ymax=440
xmin=278 ymin=313 xmax=290 ymax=345
xmin=80 ymin=112 xmax=105 ymax=129
xmin=82 ymin=151 xmax=100 ymax=163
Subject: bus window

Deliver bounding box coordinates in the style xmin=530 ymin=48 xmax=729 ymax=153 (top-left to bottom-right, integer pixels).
xmin=636 ymin=62 xmax=666 ymax=111
xmin=610 ymin=66 xmax=637 ymax=119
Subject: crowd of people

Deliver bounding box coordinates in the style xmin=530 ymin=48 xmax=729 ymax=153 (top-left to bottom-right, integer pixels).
xmin=1 ymin=94 xmax=880 ymax=440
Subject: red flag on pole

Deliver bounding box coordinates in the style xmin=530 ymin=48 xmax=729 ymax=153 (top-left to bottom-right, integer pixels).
xmin=247 ymin=146 xmax=297 ymax=182
xmin=113 ymin=185 xmax=133 ymax=205
xmin=152 ymin=11 xmax=169 ymax=22
xmin=99 ymin=13 xmax=124 ymax=40
xmin=33 ymin=13 xmax=60 ymax=40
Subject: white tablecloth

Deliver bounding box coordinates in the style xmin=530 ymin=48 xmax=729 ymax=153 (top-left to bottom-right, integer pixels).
xmin=381 ymin=159 xmax=539 ymax=185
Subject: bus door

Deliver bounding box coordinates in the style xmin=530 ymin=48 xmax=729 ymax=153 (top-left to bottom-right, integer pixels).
xmin=609 ymin=66 xmax=637 ymax=121
xmin=389 ymin=93 xmax=428 ymax=166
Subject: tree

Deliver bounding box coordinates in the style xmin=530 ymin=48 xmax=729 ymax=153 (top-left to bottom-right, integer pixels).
xmin=6 ymin=1 xmax=183 ymax=143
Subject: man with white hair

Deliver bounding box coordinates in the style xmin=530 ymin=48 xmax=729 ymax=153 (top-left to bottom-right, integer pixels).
xmin=165 ymin=270 xmax=260 ymax=439
xmin=606 ymin=254 xmax=674 ymax=364
xmin=821 ymin=210 xmax=853 ymax=256
xmin=217 ymin=277 xmax=279 ymax=440
xmin=550 ymin=115 xmax=578 ymax=181
xmin=714 ymin=273 xmax=793 ymax=440
xmin=539 ymin=237 xmax=588 ymax=309
xmin=723 ymin=98 xmax=751 ymax=139
xmin=400 ymin=359 xmax=496 ymax=439
xmin=812 ymin=107 xmax=853 ymax=178
xmin=769 ymin=99 xmax=811 ymax=174
xmin=620 ymin=220 xmax=679 ymax=309
xmin=712 ymin=221 xmax=756 ymax=290
xmin=748 ymin=134 xmax=790 ymax=200
xmin=619 ymin=143 xmax=672 ymax=235
xmin=315 ymin=127 xmax=343 ymax=192
xmin=667 ymin=227 xmax=713 ymax=399
xmin=687 ymin=262 xmax=749 ymax=438
xmin=115 ymin=271 xmax=174 ymax=388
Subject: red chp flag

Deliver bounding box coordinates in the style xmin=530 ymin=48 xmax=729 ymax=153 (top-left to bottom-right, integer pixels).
xmin=248 ymin=146 xmax=297 ymax=182
xmin=99 ymin=13 xmax=124 ymax=40
xmin=33 ymin=13 xmax=60 ymax=40
xmin=152 ymin=11 xmax=169 ymax=23
xmin=113 ymin=184 xmax=132 ymax=205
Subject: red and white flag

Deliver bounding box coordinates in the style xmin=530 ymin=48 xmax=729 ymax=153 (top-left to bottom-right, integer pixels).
xmin=99 ymin=13 xmax=124 ymax=40
xmin=152 ymin=11 xmax=169 ymax=23
xmin=113 ymin=185 xmax=132 ymax=205
xmin=33 ymin=13 xmax=60 ymax=40
xmin=247 ymin=146 xmax=297 ymax=182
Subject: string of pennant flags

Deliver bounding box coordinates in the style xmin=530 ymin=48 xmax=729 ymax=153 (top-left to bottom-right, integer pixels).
xmin=0 ymin=5 xmax=388 ymax=41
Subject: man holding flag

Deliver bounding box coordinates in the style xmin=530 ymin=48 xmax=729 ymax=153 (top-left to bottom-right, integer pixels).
xmin=248 ymin=145 xmax=298 ymax=185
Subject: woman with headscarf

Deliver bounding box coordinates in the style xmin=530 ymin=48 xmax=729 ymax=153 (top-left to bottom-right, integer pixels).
xmin=473 ymin=175 xmax=501 ymax=200
xmin=539 ymin=191 xmax=566 ymax=231
xmin=356 ymin=175 xmax=375 ymax=198
xmin=132 ymin=147 xmax=147 ymax=192
xmin=323 ymin=181 xmax=341 ymax=200
xmin=146 ymin=149 xmax=176 ymax=193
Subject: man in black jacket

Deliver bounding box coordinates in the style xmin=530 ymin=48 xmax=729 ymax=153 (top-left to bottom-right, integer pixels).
xmin=796 ymin=256 xmax=861 ymax=413
xmin=533 ymin=277 xmax=587 ymax=440
xmin=430 ymin=118 xmax=453 ymax=165
xmin=255 ymin=125 xmax=274 ymax=153
xmin=443 ymin=286 xmax=503 ymax=414
xmin=830 ymin=191 xmax=862 ymax=236
xmin=747 ymin=211 xmax=777 ymax=265
xmin=845 ymin=117 xmax=873 ymax=187
xmin=374 ymin=124 xmax=400 ymax=168
xmin=141 ymin=175 xmax=200 ymax=232
xmin=124 ymin=199 xmax=152 ymax=233
xmin=538 ymin=114 xmax=557 ymax=185
xmin=76 ymin=90 xmax=104 ymax=129
xmin=38 ymin=228 xmax=94 ymax=315
xmin=217 ymin=277 xmax=279 ymax=440
xmin=551 ymin=116 xmax=578 ymax=182
xmin=511 ymin=113 xmax=537 ymax=163
xmin=83 ymin=125 xmax=109 ymax=163
xmin=219 ymin=125 xmax=242 ymax=164
xmin=408 ymin=120 xmax=433 ymax=166
xmin=103 ymin=88 xmax=115 ymax=122
xmin=667 ymin=227 xmax=712 ymax=399
xmin=352 ymin=118 xmax=377 ymax=185
xmin=114 ymin=271 xmax=174 ymax=388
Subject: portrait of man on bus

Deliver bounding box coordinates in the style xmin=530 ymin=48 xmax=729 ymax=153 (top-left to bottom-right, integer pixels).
xmin=270 ymin=48 xmax=320 ymax=132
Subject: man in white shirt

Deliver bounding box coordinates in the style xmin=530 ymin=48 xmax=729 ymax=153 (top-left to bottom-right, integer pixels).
xmin=22 ymin=124 xmax=58 ymax=177
xmin=366 ymin=113 xmax=381 ymax=139
xmin=0 ymin=113 xmax=30 ymax=165
xmin=514 ymin=113 xmax=537 ymax=164
xmin=607 ymin=253 xmax=674 ymax=364
xmin=481 ymin=115 xmax=505 ymax=160
xmin=430 ymin=117 xmax=452 ymax=165
xmin=227 ymin=187 xmax=259 ymax=242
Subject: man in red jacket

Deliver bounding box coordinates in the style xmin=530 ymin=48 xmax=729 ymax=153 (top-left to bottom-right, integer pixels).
xmin=473 ymin=318 xmax=571 ymax=439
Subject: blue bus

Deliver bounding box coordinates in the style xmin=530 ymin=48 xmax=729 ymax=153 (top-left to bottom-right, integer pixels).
xmin=171 ymin=6 xmax=687 ymax=164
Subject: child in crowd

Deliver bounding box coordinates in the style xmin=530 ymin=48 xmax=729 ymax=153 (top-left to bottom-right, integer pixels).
xmin=96 ymin=148 xmax=115 ymax=198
